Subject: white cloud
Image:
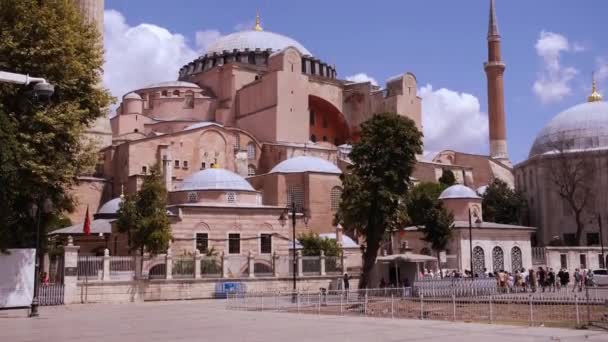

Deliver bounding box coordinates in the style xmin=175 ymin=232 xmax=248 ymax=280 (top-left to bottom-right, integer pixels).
xmin=419 ymin=84 xmax=488 ymax=155
xmin=345 ymin=73 xmax=378 ymax=86
xmin=532 ymin=31 xmax=579 ymax=104
xmin=596 ymin=57 xmax=608 ymax=83
xmin=234 ymin=20 xmax=255 ymax=32
xmin=103 ymin=10 xmax=222 ymax=112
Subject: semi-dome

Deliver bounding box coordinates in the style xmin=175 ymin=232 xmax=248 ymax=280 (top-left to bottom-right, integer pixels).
xmin=174 ymin=168 xmax=255 ymax=192
xmin=439 ymin=184 xmax=481 ymax=200
xmin=123 ymin=92 xmax=142 ymax=100
xmin=142 ymin=81 xmax=200 ymax=89
xmin=97 ymin=197 xmax=123 ymax=215
xmin=206 ymin=30 xmax=311 ymax=56
xmin=269 ymin=156 xmax=341 ymax=174
xmin=476 ymin=185 xmax=488 ymax=196
xmin=529 ymin=101 xmax=608 ymax=158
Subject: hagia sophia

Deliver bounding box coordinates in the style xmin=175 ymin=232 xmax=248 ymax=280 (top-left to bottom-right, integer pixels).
xmin=55 ymin=0 xmax=608 ymax=277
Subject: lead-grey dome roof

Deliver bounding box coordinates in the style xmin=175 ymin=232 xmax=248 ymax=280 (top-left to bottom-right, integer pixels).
xmin=97 ymin=197 xmax=123 ymax=215
xmin=174 ymin=168 xmax=255 ymax=192
xmin=439 ymin=184 xmax=481 ymax=200
xmin=206 ymin=30 xmax=311 ymax=56
xmin=529 ymin=101 xmax=608 ymax=158
xmin=269 ymin=156 xmax=341 ymax=174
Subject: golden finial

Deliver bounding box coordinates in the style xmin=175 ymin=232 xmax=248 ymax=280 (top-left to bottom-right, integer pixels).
xmin=254 ymin=11 xmax=263 ymax=31
xmin=588 ymin=72 xmax=603 ymax=102
xmin=120 ymin=184 xmax=125 ymax=199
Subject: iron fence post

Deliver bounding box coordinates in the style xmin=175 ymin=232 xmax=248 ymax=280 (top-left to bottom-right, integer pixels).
xmin=318 ymin=292 xmax=321 ymax=315
xmin=340 ymin=290 xmax=343 ymax=315
xmin=364 ymin=290 xmax=368 ymax=316
xmin=452 ymin=293 xmax=456 ymax=321
xmin=391 ymin=294 xmax=394 ymax=319
xmin=586 ymin=287 xmax=591 ymax=327
xmin=528 ymin=294 xmax=533 ymax=326
xmin=420 ymin=294 xmax=424 ymax=320
xmin=297 ymin=291 xmax=300 ymax=314
xmin=575 ymin=294 xmax=580 ymax=327
xmin=489 ymin=295 xmax=493 ymax=324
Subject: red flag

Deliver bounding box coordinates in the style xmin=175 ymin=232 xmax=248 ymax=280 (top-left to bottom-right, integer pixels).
xmin=83 ymin=205 xmax=91 ymax=236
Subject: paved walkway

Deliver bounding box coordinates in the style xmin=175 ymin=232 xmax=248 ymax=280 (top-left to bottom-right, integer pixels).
xmin=1 ymin=300 xmax=606 ymax=341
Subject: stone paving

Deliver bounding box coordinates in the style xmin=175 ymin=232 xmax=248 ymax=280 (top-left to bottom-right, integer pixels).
xmin=1 ymin=300 xmax=607 ymax=342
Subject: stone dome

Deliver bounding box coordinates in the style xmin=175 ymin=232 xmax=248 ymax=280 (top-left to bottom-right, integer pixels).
xmin=142 ymin=81 xmax=200 ymax=89
xmin=206 ymin=30 xmax=311 ymax=56
xmin=438 ymin=184 xmax=481 ymax=200
xmin=123 ymin=92 xmax=142 ymax=100
xmin=529 ymin=101 xmax=608 ymax=158
xmin=174 ymin=168 xmax=255 ymax=192
xmin=97 ymin=197 xmax=123 ymax=215
xmin=269 ymin=156 xmax=341 ymax=174
xmin=476 ymin=185 xmax=488 ymax=196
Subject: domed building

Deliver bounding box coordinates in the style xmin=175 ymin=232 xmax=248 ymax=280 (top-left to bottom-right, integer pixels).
xmin=514 ymin=82 xmax=608 ymax=253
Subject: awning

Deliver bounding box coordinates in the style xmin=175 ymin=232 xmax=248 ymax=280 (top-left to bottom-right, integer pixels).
xmin=376 ymin=253 xmax=437 ymax=263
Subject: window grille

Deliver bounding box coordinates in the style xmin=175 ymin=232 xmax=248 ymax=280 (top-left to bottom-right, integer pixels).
xmin=247 ymin=165 xmax=256 ymax=176
xmin=187 ymin=192 xmax=198 ymax=203
xmin=511 ymin=246 xmax=523 ymax=271
xmin=226 ymin=192 xmax=237 ymax=203
xmin=492 ymin=246 xmax=504 ymax=272
xmin=330 ymin=187 xmax=342 ymax=211
xmin=287 ymin=185 xmax=304 ymax=212
xmin=247 ymin=143 xmax=256 ymax=159
xmin=472 ymin=246 xmax=485 ymax=275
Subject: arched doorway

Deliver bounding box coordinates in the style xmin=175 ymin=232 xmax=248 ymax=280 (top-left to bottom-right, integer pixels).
xmin=308 ymin=95 xmax=350 ymax=146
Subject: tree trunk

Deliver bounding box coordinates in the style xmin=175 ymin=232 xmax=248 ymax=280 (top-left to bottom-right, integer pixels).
xmin=574 ymin=211 xmax=584 ymax=246
xmin=358 ymin=237 xmax=380 ymax=289
xmin=436 ymin=250 xmax=443 ymax=279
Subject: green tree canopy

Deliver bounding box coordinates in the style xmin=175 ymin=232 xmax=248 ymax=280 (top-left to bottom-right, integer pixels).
xmin=298 ymin=232 xmax=342 ymax=257
xmin=482 ymin=179 xmax=528 ymax=225
xmin=407 ymin=182 xmax=447 ymax=227
xmin=117 ymin=165 xmax=171 ymax=255
xmin=0 ymin=0 xmax=112 ymax=250
xmin=421 ymin=202 xmax=454 ymax=278
xmin=438 ymin=169 xmax=456 ymax=186
xmin=336 ymin=113 xmax=422 ymax=288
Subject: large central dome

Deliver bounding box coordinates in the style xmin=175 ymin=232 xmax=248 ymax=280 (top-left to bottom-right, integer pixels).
xmin=206 ymin=30 xmax=311 ymax=56
xmin=529 ymin=101 xmax=608 ymax=158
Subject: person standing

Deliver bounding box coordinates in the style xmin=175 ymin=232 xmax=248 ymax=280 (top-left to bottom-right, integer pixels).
xmin=538 ymin=267 xmax=546 ymax=292
xmin=343 ymin=273 xmax=350 ymax=291
xmin=573 ymin=269 xmax=582 ymax=292
xmin=547 ymin=268 xmax=556 ymax=292
xmin=529 ymin=268 xmax=537 ymax=293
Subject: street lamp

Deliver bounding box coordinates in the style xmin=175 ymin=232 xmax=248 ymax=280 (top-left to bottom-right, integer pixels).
xmin=278 ymin=202 xmax=310 ymax=295
xmin=29 ymin=198 xmax=52 ymax=317
xmin=0 ymin=70 xmax=54 ymax=100
xmin=468 ymin=208 xmax=482 ymax=277
xmin=589 ymin=214 xmax=605 ymax=268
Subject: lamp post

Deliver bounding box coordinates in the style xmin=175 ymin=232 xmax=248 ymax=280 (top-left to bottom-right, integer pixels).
xmin=598 ymin=214 xmax=605 ymax=269
xmin=29 ymin=198 xmax=52 ymax=317
xmin=278 ymin=202 xmax=309 ymax=295
xmin=468 ymin=208 xmax=482 ymax=277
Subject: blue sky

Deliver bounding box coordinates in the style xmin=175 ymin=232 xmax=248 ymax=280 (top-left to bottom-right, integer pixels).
xmin=103 ymin=0 xmax=608 ymax=163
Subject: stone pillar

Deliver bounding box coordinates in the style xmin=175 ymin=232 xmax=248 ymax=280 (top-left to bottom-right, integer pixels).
xmin=320 ymin=251 xmax=326 ymax=276
xmin=165 ymin=247 xmax=173 ymax=280
xmin=297 ymin=250 xmax=303 ymax=277
xmin=194 ymin=249 xmax=202 ymax=279
xmin=248 ymin=250 xmax=255 ymax=278
xmin=134 ymin=254 xmax=142 ymax=279
xmin=272 ymin=252 xmax=279 ymax=277
xmin=63 ymin=236 xmax=80 ymax=304
xmin=102 ymin=248 xmax=110 ymax=281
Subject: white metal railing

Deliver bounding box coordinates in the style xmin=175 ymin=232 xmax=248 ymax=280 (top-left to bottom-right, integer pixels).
xmin=201 ymin=256 xmax=222 ymax=277
xmin=172 ymin=256 xmax=195 ymax=279
xmin=77 ymin=256 xmax=103 ymax=280
xmin=226 ymin=287 xmax=608 ymax=328
xmin=39 ymin=284 xmax=64 ymax=306
xmin=301 ymin=256 xmax=321 ymax=275
xmin=109 ymin=256 xmax=135 ymax=280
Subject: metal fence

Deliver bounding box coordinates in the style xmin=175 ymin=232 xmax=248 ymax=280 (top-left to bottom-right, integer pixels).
xmin=325 ymin=256 xmax=343 ymax=275
xmin=172 ymin=256 xmax=195 ymax=279
xmin=201 ymin=256 xmax=222 ymax=278
xmin=227 ymin=287 xmax=608 ymax=328
xmin=302 ymin=256 xmax=321 ymax=275
xmin=254 ymin=256 xmax=274 ymax=277
xmin=77 ymin=256 xmax=103 ymax=280
xmin=413 ymin=278 xmax=498 ymax=297
xmin=109 ymin=256 xmax=135 ymax=280
xmin=38 ymin=284 xmax=64 ymax=306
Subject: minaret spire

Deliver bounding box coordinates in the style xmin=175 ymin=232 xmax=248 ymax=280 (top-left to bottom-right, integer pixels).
xmin=488 ymin=0 xmax=500 ymax=39
xmin=588 ymin=72 xmax=603 ymax=102
xmin=484 ymin=0 xmax=510 ymax=164
xmin=254 ymin=11 xmax=263 ymax=31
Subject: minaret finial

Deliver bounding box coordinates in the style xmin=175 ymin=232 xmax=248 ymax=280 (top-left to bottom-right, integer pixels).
xmin=488 ymin=0 xmax=500 ymax=39
xmin=254 ymin=11 xmax=263 ymax=31
xmin=588 ymin=72 xmax=603 ymax=102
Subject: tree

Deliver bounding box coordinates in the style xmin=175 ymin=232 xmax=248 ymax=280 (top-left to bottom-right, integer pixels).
xmin=298 ymin=232 xmax=342 ymax=257
xmin=407 ymin=182 xmax=446 ymax=227
xmin=439 ymin=169 xmax=456 ymax=187
xmin=482 ymin=179 xmax=528 ymax=225
xmin=421 ymin=203 xmax=453 ymax=278
xmin=336 ymin=113 xmax=423 ymax=288
xmin=116 ymin=165 xmax=171 ymax=255
xmin=543 ymin=135 xmax=595 ymax=246
xmin=0 ymin=0 xmax=112 ymax=250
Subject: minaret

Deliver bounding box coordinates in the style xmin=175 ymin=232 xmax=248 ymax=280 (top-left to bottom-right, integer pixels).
xmin=76 ymin=0 xmax=105 ymax=41
xmin=484 ymin=0 xmax=510 ymax=164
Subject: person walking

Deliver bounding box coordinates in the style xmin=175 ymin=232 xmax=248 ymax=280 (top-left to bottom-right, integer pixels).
xmin=529 ymin=268 xmax=537 ymax=293
xmin=573 ymin=269 xmax=582 ymax=292
xmin=547 ymin=268 xmax=556 ymax=292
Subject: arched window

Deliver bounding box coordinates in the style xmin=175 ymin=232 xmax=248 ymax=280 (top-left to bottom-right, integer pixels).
xmin=248 ymin=165 xmax=256 ymax=176
xmin=472 ymin=246 xmax=485 ymax=276
xmin=287 ymin=185 xmax=304 ymax=212
xmin=184 ymin=90 xmax=194 ymax=108
xmin=161 ymin=90 xmax=168 ymax=97
xmin=492 ymin=246 xmax=504 ymax=272
xmin=511 ymin=246 xmax=523 ymax=272
xmin=247 ymin=142 xmax=256 ymax=159
xmin=330 ymin=186 xmax=342 ymax=211
xmin=226 ymin=192 xmax=237 ymax=203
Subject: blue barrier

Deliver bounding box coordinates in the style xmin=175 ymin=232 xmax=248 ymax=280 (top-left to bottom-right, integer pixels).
xmin=215 ymin=282 xmax=246 ymax=298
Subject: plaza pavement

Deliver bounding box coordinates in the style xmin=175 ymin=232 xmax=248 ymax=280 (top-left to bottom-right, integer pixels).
xmin=0 ymin=300 xmax=606 ymax=342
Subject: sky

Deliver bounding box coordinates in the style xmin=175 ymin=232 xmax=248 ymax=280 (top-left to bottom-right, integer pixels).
xmin=102 ymin=0 xmax=608 ymax=164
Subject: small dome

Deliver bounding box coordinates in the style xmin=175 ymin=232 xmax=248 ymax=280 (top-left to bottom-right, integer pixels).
xmin=123 ymin=92 xmax=142 ymax=100
xmin=439 ymin=184 xmax=481 ymax=200
xmin=206 ymin=30 xmax=311 ymax=56
xmin=142 ymin=81 xmax=200 ymax=89
xmin=269 ymin=156 xmax=341 ymax=174
xmin=183 ymin=121 xmax=223 ymax=131
xmin=529 ymin=101 xmax=608 ymax=158
xmin=476 ymin=185 xmax=488 ymax=196
xmin=97 ymin=197 xmax=123 ymax=215
xmin=174 ymin=168 xmax=255 ymax=192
